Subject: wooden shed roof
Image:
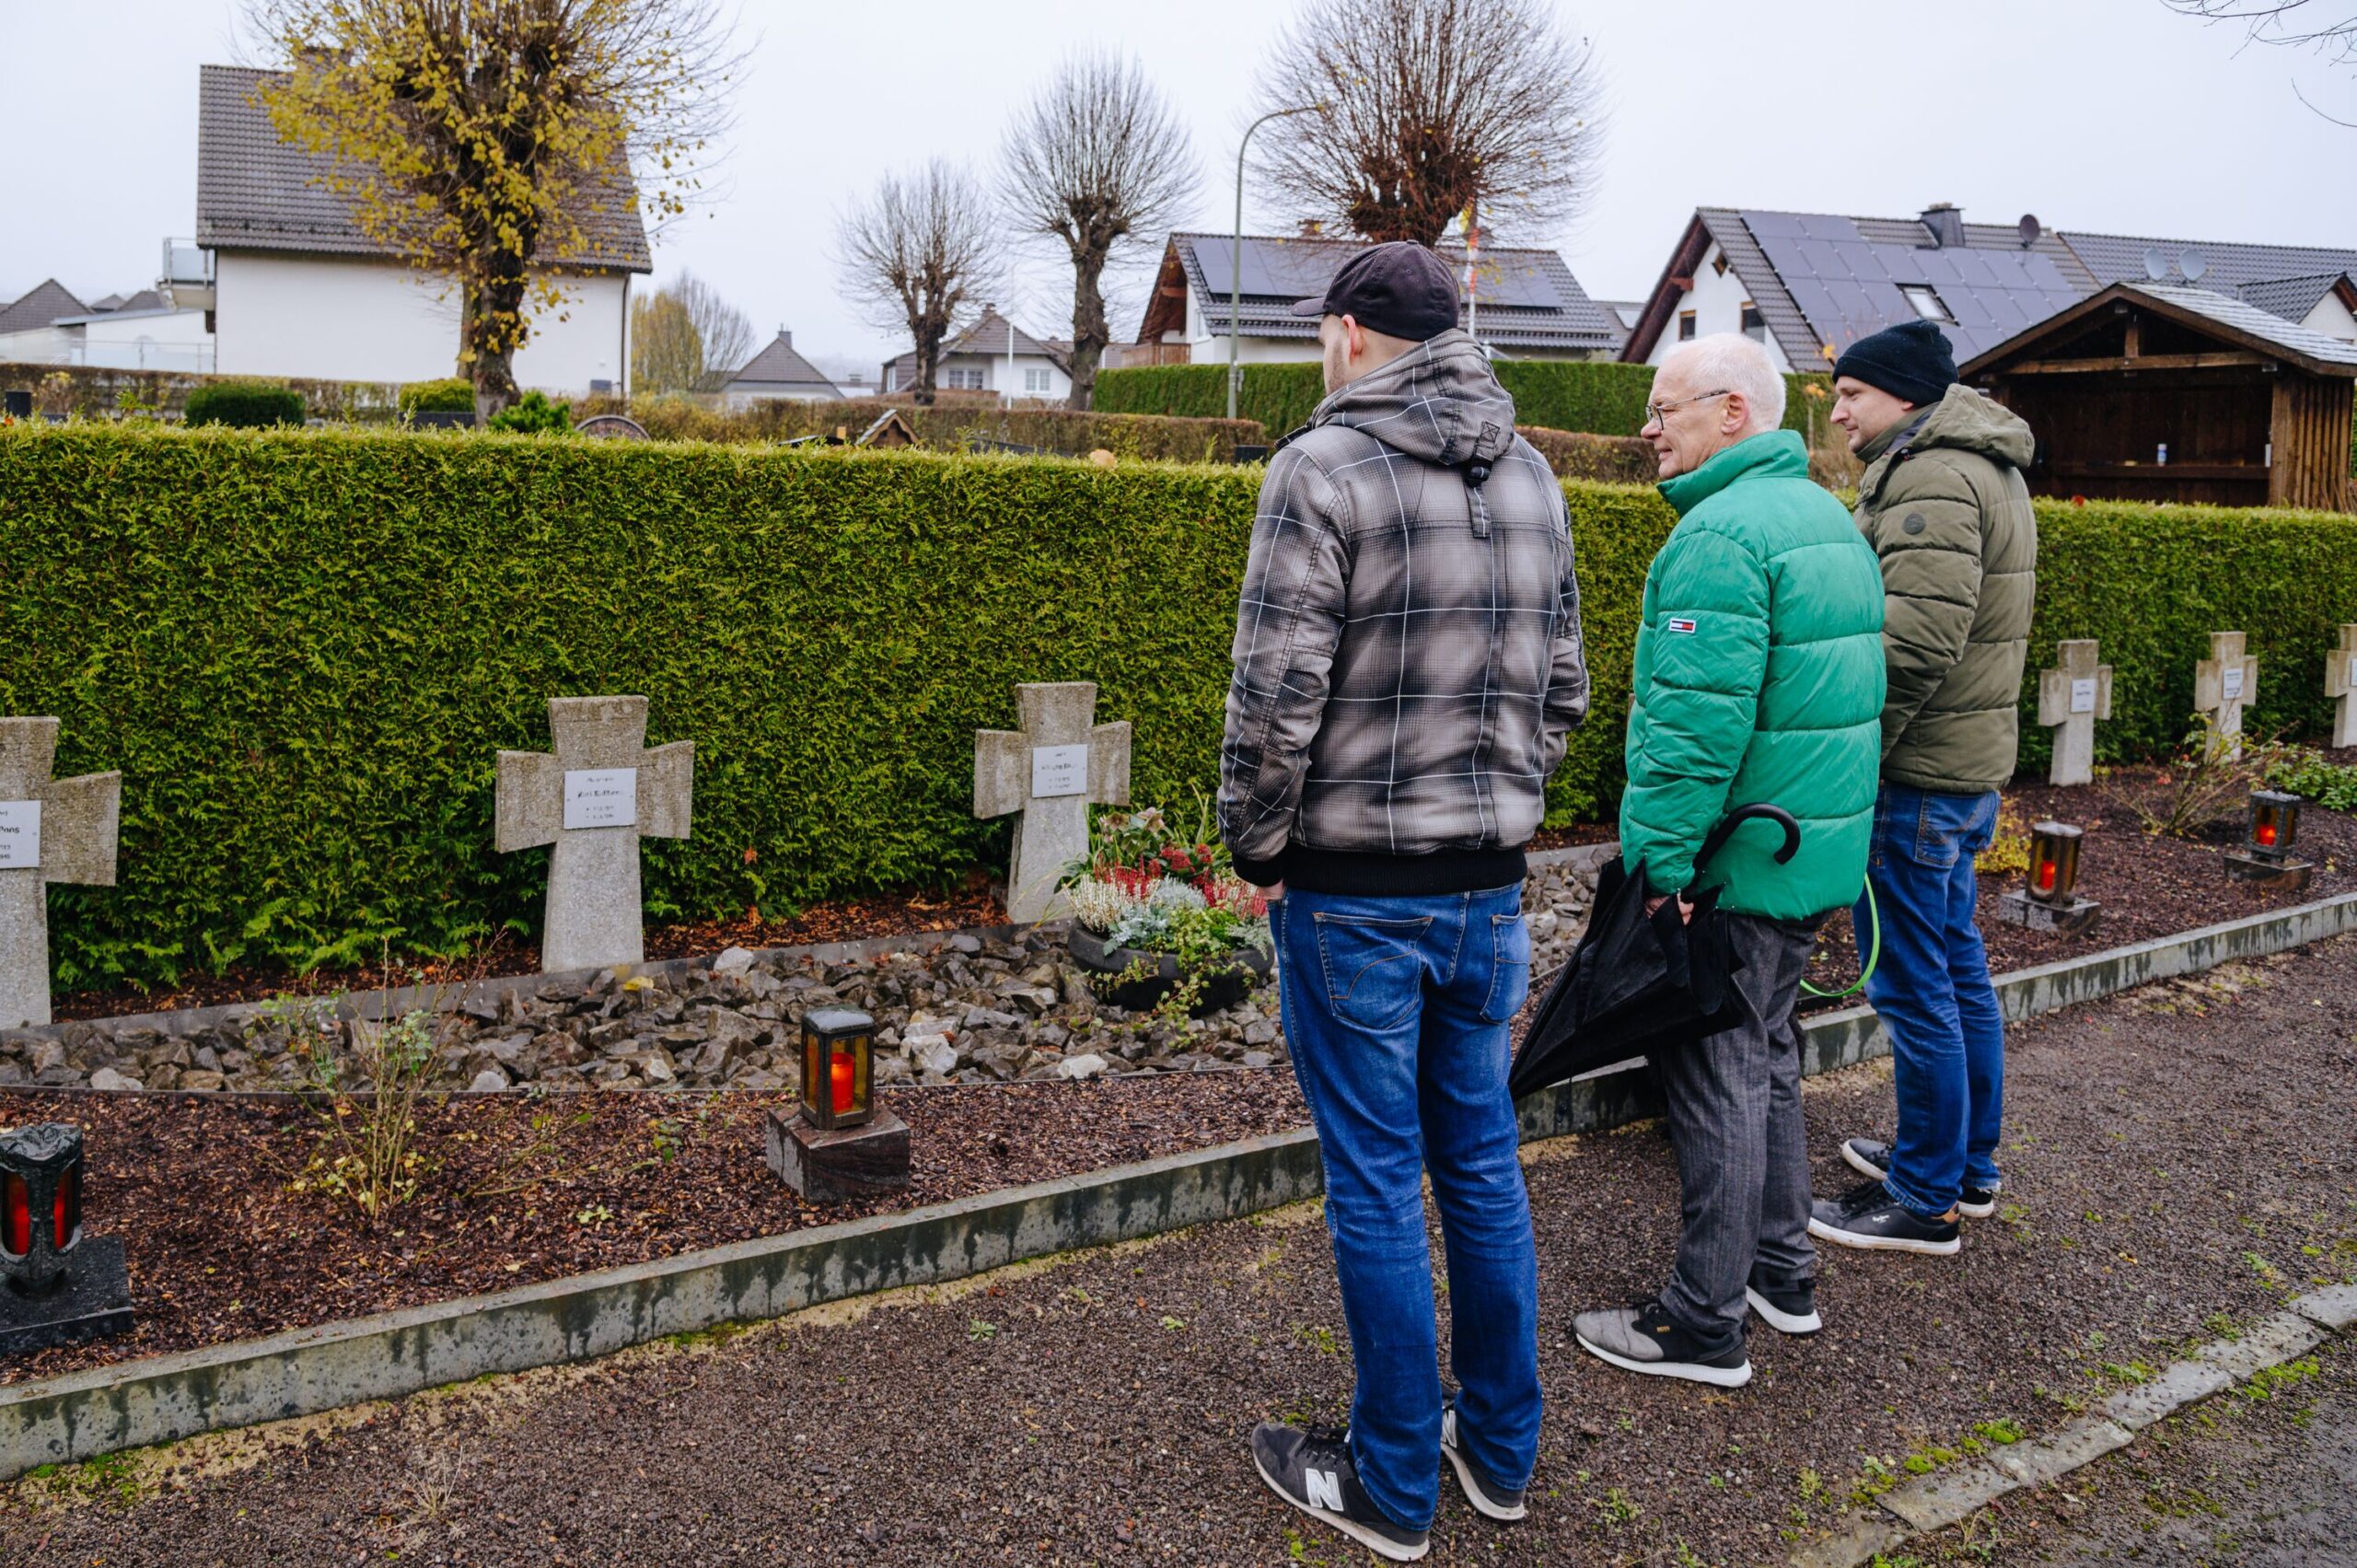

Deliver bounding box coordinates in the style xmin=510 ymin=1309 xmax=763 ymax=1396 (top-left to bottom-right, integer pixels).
xmin=1961 ymin=282 xmax=2357 ymax=380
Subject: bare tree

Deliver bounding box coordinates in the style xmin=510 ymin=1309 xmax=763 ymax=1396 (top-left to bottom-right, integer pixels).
xmin=2165 ymin=1 xmax=2357 ymax=118
xmin=246 ymin=0 xmax=741 ymax=423
xmin=836 ymin=161 xmax=1000 ymax=406
xmin=1251 ymin=0 xmax=1604 ymax=247
xmin=1001 ymin=51 xmax=1196 ymax=410
xmin=631 ymin=287 xmax=703 ymax=395
xmin=672 ymin=272 xmax=755 ymax=389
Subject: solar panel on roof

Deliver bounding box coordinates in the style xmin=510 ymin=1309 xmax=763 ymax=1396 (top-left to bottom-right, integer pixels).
xmin=1465 ymin=254 xmax=1564 ymax=309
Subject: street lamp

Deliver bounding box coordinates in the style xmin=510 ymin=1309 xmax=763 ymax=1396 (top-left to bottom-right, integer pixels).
xmin=1230 ymin=103 xmax=1326 ymax=422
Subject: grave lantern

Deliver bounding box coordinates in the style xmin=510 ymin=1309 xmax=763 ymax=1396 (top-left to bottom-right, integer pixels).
xmin=799 ymin=1008 xmax=876 ymax=1132
xmin=2026 ymin=821 xmax=2083 ymax=907
xmin=1 ymin=1122 xmax=87 ymax=1297
xmin=2246 ymin=790 xmax=2302 ymax=864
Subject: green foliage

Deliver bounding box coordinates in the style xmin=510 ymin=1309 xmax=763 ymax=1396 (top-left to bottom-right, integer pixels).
xmin=2 ymin=421 xmax=2352 ymax=992
xmin=400 ymin=377 xmax=478 ymax=416
xmin=1515 ymin=425 xmax=1658 ymax=483
xmin=2265 ymin=748 xmax=2357 ymax=811
xmin=1095 ymin=359 xmax=1832 ymax=439
xmin=180 ymin=381 xmax=306 ymax=429
xmin=487 ymin=390 xmax=573 ymax=435
xmin=616 ymin=395 xmax=1266 ymax=463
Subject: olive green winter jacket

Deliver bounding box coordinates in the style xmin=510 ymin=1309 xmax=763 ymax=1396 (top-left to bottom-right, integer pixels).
xmin=1620 ymin=431 xmax=1886 ymax=920
xmin=1853 ymin=384 xmax=2039 ymax=796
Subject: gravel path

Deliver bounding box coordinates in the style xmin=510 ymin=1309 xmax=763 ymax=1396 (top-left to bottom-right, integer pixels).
xmin=6 ymin=935 xmax=2353 ymax=1567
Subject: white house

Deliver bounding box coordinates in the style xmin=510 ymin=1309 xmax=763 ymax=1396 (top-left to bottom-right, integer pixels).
xmin=1618 ymin=203 xmax=2357 ymax=369
xmin=720 ymin=329 xmax=842 ymax=407
xmin=0 ymin=279 xmax=215 ymax=372
xmin=1130 ymin=231 xmax=1624 ymax=366
xmin=879 ymin=306 xmax=1071 ymax=401
xmin=195 ymin=64 xmax=649 ymax=395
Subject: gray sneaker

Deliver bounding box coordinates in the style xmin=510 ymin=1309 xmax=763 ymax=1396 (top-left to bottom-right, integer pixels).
xmin=1439 ymin=1392 xmax=1527 ymax=1521
xmin=1572 ymin=1299 xmax=1752 ymax=1388
xmin=1249 ymin=1421 xmax=1429 ymax=1562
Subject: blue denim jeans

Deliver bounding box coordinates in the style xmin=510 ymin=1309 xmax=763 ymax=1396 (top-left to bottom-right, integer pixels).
xmin=1271 ymin=884 xmax=1541 ymax=1532
xmin=1854 ymin=785 xmax=2006 ymax=1218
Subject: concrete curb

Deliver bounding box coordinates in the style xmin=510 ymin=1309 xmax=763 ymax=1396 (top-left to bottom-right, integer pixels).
xmin=3 ymin=884 xmax=2352 ymax=1483
xmin=1785 ymin=1295 xmax=2351 ymax=1566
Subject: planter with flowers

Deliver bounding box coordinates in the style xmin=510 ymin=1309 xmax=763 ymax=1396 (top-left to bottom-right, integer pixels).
xmin=1059 ymin=804 xmax=1272 ymax=1016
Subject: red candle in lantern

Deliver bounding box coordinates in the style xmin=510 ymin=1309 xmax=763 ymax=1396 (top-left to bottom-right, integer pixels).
xmin=831 ymin=1053 xmax=855 ymax=1115
xmin=2 ymin=1174 xmax=27 ymax=1258
xmin=2257 ymin=821 xmax=2278 ymax=847
xmin=2036 ymin=857 xmax=2057 ymax=892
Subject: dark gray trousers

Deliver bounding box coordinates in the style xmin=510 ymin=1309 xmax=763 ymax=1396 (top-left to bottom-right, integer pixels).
xmin=1654 ymin=913 xmax=1819 ymax=1342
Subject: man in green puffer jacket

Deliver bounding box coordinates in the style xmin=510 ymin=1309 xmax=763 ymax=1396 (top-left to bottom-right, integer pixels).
xmin=1571 ymin=335 xmax=1885 ymax=1390
xmin=1810 ymin=320 xmax=2038 ymax=1260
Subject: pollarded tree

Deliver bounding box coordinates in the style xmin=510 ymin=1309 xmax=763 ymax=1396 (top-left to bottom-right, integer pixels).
xmin=2165 ymin=2 xmax=2357 ymax=117
xmin=836 ymin=161 xmax=1001 ymax=407
xmin=1251 ymin=0 xmax=1604 ymax=247
xmin=246 ymin=0 xmax=739 ymax=424
xmin=1001 ymin=51 xmax=1196 ymax=411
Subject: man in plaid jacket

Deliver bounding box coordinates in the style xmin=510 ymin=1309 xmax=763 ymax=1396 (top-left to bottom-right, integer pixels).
xmin=1224 ymin=242 xmax=1587 ymax=1562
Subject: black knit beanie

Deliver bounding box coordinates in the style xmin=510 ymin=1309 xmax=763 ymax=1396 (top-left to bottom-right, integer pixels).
xmin=1832 ymin=319 xmax=1957 ymax=407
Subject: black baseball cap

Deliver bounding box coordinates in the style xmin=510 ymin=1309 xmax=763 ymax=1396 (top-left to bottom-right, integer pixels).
xmin=1291 ymin=241 xmax=1461 ymax=342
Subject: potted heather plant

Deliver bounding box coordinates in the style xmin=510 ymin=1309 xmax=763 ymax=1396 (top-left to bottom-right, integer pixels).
xmin=1059 ymin=798 xmax=1272 ymax=1016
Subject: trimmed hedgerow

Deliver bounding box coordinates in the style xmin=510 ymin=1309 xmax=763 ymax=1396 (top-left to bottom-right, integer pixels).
xmin=400 ymin=377 xmax=478 ymax=416
xmin=1516 ymin=426 xmax=1659 ymax=484
xmin=180 ymin=381 xmax=306 ymax=429
xmin=609 ymin=395 xmax=1268 ymax=464
xmin=1 ymin=421 xmax=2351 ymax=991
xmin=1096 ymin=359 xmax=1832 ymax=439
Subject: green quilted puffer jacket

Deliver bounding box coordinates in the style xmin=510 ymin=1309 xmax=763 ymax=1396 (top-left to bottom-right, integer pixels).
xmin=1620 ymin=431 xmax=1887 ymax=920
xmin=1853 ymin=384 xmax=2038 ymax=794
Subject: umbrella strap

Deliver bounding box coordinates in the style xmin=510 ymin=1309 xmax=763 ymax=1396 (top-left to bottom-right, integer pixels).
xmin=1800 ymin=880 xmax=1880 ymax=1000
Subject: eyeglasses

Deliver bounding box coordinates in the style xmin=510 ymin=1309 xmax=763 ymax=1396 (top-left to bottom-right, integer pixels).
xmin=1643 ymin=389 xmax=1733 ymax=430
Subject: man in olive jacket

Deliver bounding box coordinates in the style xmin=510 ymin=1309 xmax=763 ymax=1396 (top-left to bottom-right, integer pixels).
xmin=1811 ymin=319 xmax=2038 ymax=1258
xmin=1570 ymin=334 xmax=1884 ymax=1388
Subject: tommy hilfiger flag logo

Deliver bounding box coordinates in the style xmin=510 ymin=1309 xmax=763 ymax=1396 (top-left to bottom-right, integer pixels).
xmin=1666 ymin=618 xmax=1698 ymax=634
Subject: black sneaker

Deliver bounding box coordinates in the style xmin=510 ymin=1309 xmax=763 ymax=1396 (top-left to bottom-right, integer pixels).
xmin=1743 ymin=1272 xmax=1821 ymax=1336
xmin=1572 ymin=1298 xmax=1752 ymax=1388
xmin=1250 ymin=1421 xmax=1429 ymax=1562
xmin=1809 ymin=1178 xmax=1961 ymax=1255
xmin=1841 ymin=1137 xmax=2001 ymax=1219
xmin=1440 ymin=1392 xmax=1527 ymax=1522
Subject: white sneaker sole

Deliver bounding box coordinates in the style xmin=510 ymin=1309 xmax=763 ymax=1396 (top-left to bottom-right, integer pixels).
xmin=1574 ymin=1332 xmax=1753 ymax=1388
xmin=1441 ymin=1437 xmax=1528 ymax=1522
xmin=1744 ymin=1285 xmax=1822 ymax=1335
xmin=1958 ymin=1195 xmax=1999 ymax=1220
xmin=1807 ymin=1216 xmax=1961 ymax=1255
xmin=1253 ymin=1453 xmax=1429 ymax=1562
xmin=1845 ymin=1143 xmax=2002 ymax=1219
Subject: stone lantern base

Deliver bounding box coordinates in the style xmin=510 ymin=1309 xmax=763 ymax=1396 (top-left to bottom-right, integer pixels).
xmin=0 ymin=1236 xmax=134 ymax=1356
xmin=765 ymin=1109 xmax=911 ymax=1204
xmin=2223 ymin=852 xmax=2313 ymax=893
xmin=1996 ymin=890 xmax=2103 ymax=938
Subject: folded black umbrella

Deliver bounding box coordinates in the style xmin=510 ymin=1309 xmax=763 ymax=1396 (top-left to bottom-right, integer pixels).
xmin=1508 ymin=804 xmax=1801 ymax=1099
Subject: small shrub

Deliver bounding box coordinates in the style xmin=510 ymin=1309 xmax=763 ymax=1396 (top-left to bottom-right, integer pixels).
xmin=2264 ymin=747 xmax=2357 ymax=811
xmin=488 ymin=390 xmax=571 ymax=435
xmin=182 ymin=381 xmax=306 ymax=429
xmin=400 ymin=377 xmax=477 ymax=416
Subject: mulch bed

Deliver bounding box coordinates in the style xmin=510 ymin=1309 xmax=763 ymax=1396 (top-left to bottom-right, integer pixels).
xmin=0 ymin=1071 xmax=1308 ymax=1388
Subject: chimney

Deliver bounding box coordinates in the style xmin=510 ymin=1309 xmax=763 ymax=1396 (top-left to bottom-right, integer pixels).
xmin=1921 ymin=203 xmax=1966 ymax=250
xmin=779 ymin=327 xmax=792 ymax=348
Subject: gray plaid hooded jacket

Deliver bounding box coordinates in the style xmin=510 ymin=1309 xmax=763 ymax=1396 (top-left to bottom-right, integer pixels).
xmin=1219 ymin=330 xmax=1588 ymax=894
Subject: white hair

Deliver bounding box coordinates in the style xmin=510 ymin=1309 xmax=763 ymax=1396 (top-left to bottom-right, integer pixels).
xmin=1661 ymin=333 xmax=1785 ymax=434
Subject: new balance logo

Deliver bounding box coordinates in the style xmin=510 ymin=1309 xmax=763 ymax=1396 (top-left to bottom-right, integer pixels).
xmin=1304 ymin=1468 xmax=1344 ymax=1512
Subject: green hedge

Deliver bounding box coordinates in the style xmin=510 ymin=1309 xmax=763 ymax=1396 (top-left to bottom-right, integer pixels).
xmin=401 ymin=378 xmax=477 ymax=416
xmin=1 ymin=421 xmax=2351 ymax=991
xmin=1516 ymin=426 xmax=1660 ymax=484
xmin=1097 ymin=358 xmax=1832 ymax=440
xmin=611 ymin=395 xmax=1267 ymax=464
xmin=181 ymin=381 xmax=306 ymax=429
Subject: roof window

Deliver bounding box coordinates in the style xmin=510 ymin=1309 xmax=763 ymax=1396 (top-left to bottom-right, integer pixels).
xmin=1900 ymin=285 xmax=1955 ymax=324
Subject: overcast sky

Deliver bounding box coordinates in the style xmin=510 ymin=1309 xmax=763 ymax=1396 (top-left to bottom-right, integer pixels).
xmin=3 ymin=0 xmax=2349 ymax=379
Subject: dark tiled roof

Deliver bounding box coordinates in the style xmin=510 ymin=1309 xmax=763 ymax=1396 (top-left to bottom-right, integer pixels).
xmin=881 ymin=308 xmax=1064 ymax=384
xmin=2055 ymin=230 xmax=2357 ymax=296
xmin=2235 ymin=272 xmax=2355 ymax=322
xmin=1962 ymin=281 xmax=2357 ymax=377
xmin=1159 ymin=231 xmax=1620 ymax=354
xmin=196 ymin=64 xmax=651 ymax=272
xmin=726 ymin=331 xmax=838 ymax=394
xmin=0 ymin=279 xmax=88 ymax=333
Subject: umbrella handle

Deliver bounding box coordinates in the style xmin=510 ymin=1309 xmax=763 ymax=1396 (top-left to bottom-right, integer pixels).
xmin=1695 ymin=804 xmax=1802 ymax=871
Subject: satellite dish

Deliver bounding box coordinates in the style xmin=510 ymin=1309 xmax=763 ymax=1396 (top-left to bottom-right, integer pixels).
xmin=2179 ymin=247 xmax=2210 ymax=284
xmin=2017 ymin=213 xmax=2042 ymax=249
xmin=2143 ymin=246 xmax=2168 ymax=282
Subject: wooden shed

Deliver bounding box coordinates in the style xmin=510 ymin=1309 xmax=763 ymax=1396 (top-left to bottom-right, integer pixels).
xmin=1959 ymin=281 xmax=2357 ymax=512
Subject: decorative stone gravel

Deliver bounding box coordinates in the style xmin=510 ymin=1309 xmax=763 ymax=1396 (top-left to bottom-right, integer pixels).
xmin=0 ymin=859 xmax=1605 ymax=1097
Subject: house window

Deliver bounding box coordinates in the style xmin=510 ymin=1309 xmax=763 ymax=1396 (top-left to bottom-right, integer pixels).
xmin=1712 ymin=251 xmax=1730 ymax=277
xmin=1024 ymin=367 xmax=1051 ymax=393
xmin=1678 ymin=309 xmax=1697 ymax=342
xmin=1900 ymin=285 xmax=1956 ymax=324
xmin=1740 ymin=303 xmax=1766 ymax=342
xmin=945 ymin=367 xmax=985 ymax=389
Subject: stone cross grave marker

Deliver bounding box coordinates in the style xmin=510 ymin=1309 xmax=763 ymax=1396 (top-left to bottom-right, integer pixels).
xmin=0 ymin=718 xmax=121 ymax=1029
xmin=495 ymin=696 xmax=693 ymax=973
xmin=2194 ymin=632 xmax=2259 ymax=759
xmin=974 ymin=682 xmax=1132 ymax=924
xmin=2036 ymin=639 xmax=2114 ymax=787
xmin=2328 ymin=624 xmax=2357 ymax=749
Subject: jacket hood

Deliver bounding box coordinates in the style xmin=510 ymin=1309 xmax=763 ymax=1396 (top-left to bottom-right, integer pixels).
xmin=1308 ymin=328 xmax=1519 ymax=469
xmin=1886 ymin=383 xmax=2036 ymax=470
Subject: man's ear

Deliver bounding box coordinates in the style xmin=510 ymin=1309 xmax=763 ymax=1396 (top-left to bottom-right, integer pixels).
xmin=1721 ymin=393 xmax=1751 ymax=436
xmin=1341 ymin=314 xmax=1364 ymax=362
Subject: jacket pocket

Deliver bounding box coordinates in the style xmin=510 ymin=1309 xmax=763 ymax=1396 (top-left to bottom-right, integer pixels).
xmin=1480 ymin=912 xmax=1531 ymax=1023
xmin=1312 ymin=912 xmax=1432 ymax=1031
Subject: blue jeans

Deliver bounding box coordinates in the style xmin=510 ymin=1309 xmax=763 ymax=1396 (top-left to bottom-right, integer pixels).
xmin=1271 ymin=884 xmax=1541 ymax=1532
xmin=1854 ymin=785 xmax=2005 ymax=1218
